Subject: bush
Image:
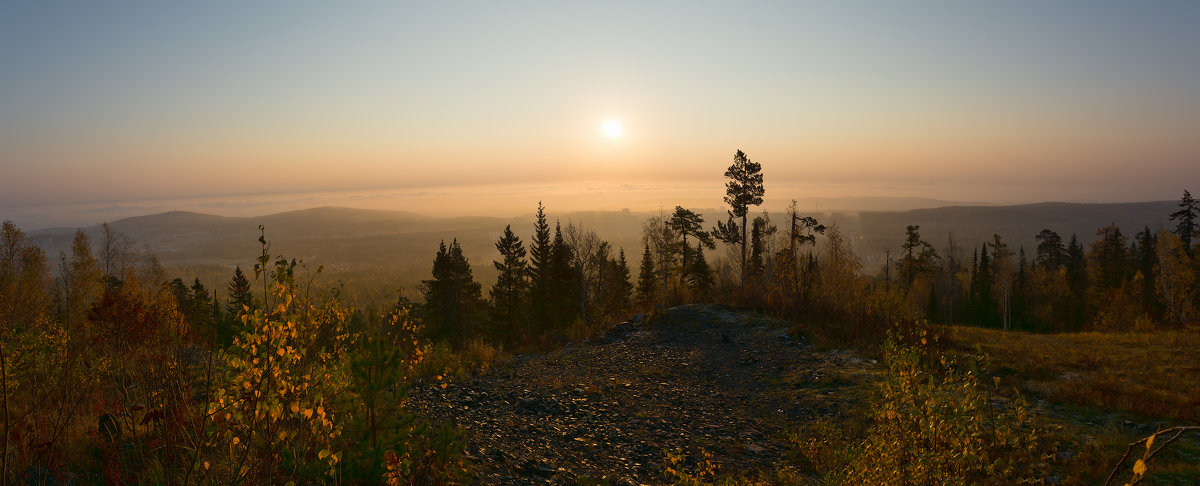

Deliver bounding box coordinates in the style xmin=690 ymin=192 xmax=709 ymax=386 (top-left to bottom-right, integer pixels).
xmin=826 ymin=334 xmax=1057 ymax=485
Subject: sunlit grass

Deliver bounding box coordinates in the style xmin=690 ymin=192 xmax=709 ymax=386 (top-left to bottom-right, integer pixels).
xmin=940 ymin=325 xmax=1200 ymax=422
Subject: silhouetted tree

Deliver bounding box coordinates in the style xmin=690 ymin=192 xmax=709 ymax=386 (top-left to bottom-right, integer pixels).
xmin=1090 ymin=224 xmax=1131 ymax=291
xmin=716 ymin=150 xmax=764 ymax=288
xmin=898 ymin=225 xmax=939 ymax=288
xmin=545 ymin=222 xmax=579 ymax=329
xmin=528 ymin=202 xmax=554 ymax=331
xmin=420 ymin=239 xmax=484 ymax=343
xmin=686 ymin=241 xmax=714 ymax=295
xmin=642 ymin=215 xmax=678 ymax=304
xmin=636 ymin=244 xmax=657 ymax=309
xmin=612 ymin=248 xmax=633 ymax=310
xmin=226 ymin=266 xmax=254 ymax=318
xmin=668 ymin=206 xmax=715 ymax=289
xmin=989 ymin=235 xmax=1014 ymax=331
xmin=1169 ymin=190 xmax=1198 ymax=253
xmin=1034 ymin=229 xmax=1065 ymax=271
xmin=780 ymin=201 xmax=826 ymax=297
xmin=489 ymin=225 xmax=528 ymax=343
xmin=1132 ymin=226 xmax=1160 ymax=318
xmin=748 ymin=214 xmax=776 ymax=280
xmin=1065 ymin=234 xmax=1089 ymax=330
xmin=596 ymin=247 xmax=633 ymax=320
xmin=969 ymin=245 xmax=995 ymax=327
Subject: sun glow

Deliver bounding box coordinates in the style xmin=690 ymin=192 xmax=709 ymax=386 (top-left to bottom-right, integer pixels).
xmin=602 ymin=119 xmax=623 ymax=139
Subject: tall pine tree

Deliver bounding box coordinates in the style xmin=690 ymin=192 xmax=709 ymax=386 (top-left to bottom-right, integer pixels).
xmin=715 ymin=150 xmax=765 ymax=289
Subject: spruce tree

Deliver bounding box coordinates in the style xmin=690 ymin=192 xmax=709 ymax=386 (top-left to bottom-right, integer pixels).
xmin=687 ymin=241 xmax=714 ymax=295
xmin=972 ymin=244 xmax=994 ymax=326
xmin=421 ymin=239 xmax=484 ymax=343
xmin=748 ymin=215 xmax=774 ymax=279
xmin=528 ymin=202 xmax=553 ymax=331
xmin=1065 ymin=234 xmax=1089 ymax=330
xmin=226 ymin=266 xmax=254 ymax=317
xmin=1170 ymin=190 xmax=1198 ymax=253
xmin=636 ymin=244 xmax=657 ymax=309
xmin=612 ymin=248 xmax=633 ymax=311
xmin=546 ymin=222 xmax=579 ymax=329
xmin=1133 ymin=226 xmax=1159 ymax=317
xmin=489 ymin=225 xmax=528 ymax=342
xmin=1091 ymin=224 xmax=1130 ymax=291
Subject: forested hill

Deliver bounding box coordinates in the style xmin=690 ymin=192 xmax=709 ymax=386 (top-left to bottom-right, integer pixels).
xmin=26 ymin=200 xmax=1178 ymax=294
xmin=837 ymin=200 xmax=1178 ymax=267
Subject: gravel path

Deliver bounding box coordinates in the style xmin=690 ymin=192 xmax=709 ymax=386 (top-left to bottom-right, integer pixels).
xmin=409 ymin=304 xmax=878 ymax=485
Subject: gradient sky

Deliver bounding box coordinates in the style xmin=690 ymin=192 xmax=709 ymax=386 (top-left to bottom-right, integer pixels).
xmin=2 ymin=2 xmax=1199 ymax=222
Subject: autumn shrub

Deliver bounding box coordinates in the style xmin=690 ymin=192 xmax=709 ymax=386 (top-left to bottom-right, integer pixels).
xmin=825 ymin=335 xmax=1057 ymax=485
xmin=196 ymin=241 xmax=468 ymax=484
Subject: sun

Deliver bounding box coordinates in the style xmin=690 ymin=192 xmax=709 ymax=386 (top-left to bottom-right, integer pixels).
xmin=602 ymin=119 xmax=623 ymax=139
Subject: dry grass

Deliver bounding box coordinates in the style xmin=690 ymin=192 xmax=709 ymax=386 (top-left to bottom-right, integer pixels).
xmin=940 ymin=325 xmax=1200 ymax=423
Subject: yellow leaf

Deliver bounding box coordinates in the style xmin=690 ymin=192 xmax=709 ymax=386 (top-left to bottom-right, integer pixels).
xmin=1133 ymin=459 xmax=1146 ymax=476
xmin=232 ymin=436 xmax=240 ymax=445
xmin=318 ymin=449 xmax=331 ymax=460
xmin=278 ymin=430 xmax=287 ymax=441
xmin=203 ymin=461 xmax=210 ymax=470
xmin=290 ymin=402 xmax=300 ymax=414
xmin=1145 ymin=434 xmax=1155 ymax=451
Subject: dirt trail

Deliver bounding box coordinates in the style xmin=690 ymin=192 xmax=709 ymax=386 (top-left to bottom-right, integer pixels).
xmin=409 ymin=304 xmax=879 ymax=485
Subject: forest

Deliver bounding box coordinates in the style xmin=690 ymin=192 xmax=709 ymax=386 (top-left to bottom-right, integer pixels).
xmin=2 ymin=151 xmax=1199 ymax=484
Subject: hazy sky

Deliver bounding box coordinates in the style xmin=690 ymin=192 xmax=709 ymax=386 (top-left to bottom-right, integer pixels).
xmin=2 ymin=2 xmax=1199 ymax=224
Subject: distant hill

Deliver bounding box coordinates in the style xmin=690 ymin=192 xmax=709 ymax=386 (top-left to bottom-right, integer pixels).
xmin=28 ymin=201 xmax=1181 ymax=304
xmin=837 ymin=201 xmax=1178 ymax=268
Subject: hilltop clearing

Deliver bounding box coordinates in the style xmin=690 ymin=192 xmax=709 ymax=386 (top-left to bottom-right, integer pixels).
xmin=410 ymin=305 xmax=882 ymax=484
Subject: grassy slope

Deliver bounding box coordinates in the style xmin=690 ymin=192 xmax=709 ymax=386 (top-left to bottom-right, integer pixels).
xmin=941 ymin=325 xmax=1200 ymax=422
xmin=941 ymin=325 xmax=1200 ymax=484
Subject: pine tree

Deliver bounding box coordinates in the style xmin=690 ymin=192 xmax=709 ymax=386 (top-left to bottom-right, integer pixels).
xmin=1034 ymin=229 xmax=1065 ymax=271
xmin=489 ymin=225 xmax=528 ymax=342
xmin=716 ymin=150 xmax=765 ymax=288
xmin=668 ymin=206 xmax=715 ymax=284
xmin=420 ymin=239 xmax=484 ymax=343
xmin=899 ymin=225 xmax=939 ymax=288
xmin=1169 ymin=189 xmax=1198 ymax=253
xmin=636 ymin=244 xmax=657 ymax=309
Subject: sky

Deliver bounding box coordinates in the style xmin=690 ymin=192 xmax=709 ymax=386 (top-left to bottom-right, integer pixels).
xmin=2 ymin=2 xmax=1199 ymax=228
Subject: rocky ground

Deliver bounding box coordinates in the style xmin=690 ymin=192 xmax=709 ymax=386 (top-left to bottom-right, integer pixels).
xmin=409 ymin=305 xmax=883 ymax=485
